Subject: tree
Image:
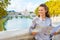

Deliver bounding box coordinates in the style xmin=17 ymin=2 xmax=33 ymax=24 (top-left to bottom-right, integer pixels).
xmin=0 ymin=0 xmax=10 ymax=8
xmin=34 ymin=7 xmax=39 ymax=16
xmin=0 ymin=7 xmax=7 ymax=19
xmin=0 ymin=0 xmax=10 ymax=19
xmin=45 ymin=0 xmax=60 ymax=16
xmin=0 ymin=0 xmax=10 ymax=31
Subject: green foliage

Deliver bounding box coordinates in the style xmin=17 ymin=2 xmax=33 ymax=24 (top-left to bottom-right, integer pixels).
xmin=0 ymin=18 xmax=7 ymax=31
xmin=0 ymin=0 xmax=10 ymax=8
xmin=0 ymin=0 xmax=10 ymax=19
xmin=45 ymin=0 xmax=60 ymax=16
xmin=0 ymin=7 xmax=7 ymax=19
xmin=0 ymin=0 xmax=10 ymax=31
xmin=34 ymin=7 xmax=39 ymax=16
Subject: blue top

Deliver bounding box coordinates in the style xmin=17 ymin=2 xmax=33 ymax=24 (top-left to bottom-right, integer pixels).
xmin=29 ymin=17 xmax=52 ymax=33
xmin=29 ymin=17 xmax=52 ymax=40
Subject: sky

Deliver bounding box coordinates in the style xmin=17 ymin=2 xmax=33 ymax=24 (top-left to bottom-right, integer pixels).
xmin=7 ymin=0 xmax=49 ymax=12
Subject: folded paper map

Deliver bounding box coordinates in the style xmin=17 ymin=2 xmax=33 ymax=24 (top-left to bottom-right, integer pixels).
xmin=51 ymin=25 xmax=60 ymax=34
xmin=32 ymin=26 xmax=53 ymax=34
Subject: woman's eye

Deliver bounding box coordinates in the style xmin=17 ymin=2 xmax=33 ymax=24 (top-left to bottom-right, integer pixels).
xmin=40 ymin=10 xmax=43 ymax=11
xmin=38 ymin=10 xmax=43 ymax=11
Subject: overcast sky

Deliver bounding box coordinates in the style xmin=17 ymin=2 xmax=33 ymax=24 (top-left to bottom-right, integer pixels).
xmin=7 ymin=0 xmax=49 ymax=12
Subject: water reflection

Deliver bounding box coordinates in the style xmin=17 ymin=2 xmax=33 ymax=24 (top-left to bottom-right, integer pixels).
xmin=5 ymin=18 xmax=32 ymax=31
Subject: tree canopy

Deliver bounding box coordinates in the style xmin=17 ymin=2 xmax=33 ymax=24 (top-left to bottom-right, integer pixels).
xmin=0 ymin=0 xmax=10 ymax=19
xmin=45 ymin=0 xmax=60 ymax=16
xmin=0 ymin=0 xmax=10 ymax=31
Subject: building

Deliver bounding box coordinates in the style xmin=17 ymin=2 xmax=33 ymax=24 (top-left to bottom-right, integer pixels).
xmin=7 ymin=9 xmax=36 ymax=19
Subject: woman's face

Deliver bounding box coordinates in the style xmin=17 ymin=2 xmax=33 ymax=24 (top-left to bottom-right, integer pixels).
xmin=38 ymin=6 xmax=46 ymax=17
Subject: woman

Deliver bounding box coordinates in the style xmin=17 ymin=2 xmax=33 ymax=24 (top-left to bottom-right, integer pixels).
xmin=29 ymin=4 xmax=52 ymax=40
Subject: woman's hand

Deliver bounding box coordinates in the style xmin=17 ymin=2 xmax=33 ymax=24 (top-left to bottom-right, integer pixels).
xmin=53 ymin=32 xmax=58 ymax=35
xmin=31 ymin=32 xmax=37 ymax=36
xmin=53 ymin=32 xmax=60 ymax=35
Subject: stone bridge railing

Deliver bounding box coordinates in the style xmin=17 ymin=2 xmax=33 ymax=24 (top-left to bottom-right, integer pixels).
xmin=0 ymin=30 xmax=60 ymax=40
